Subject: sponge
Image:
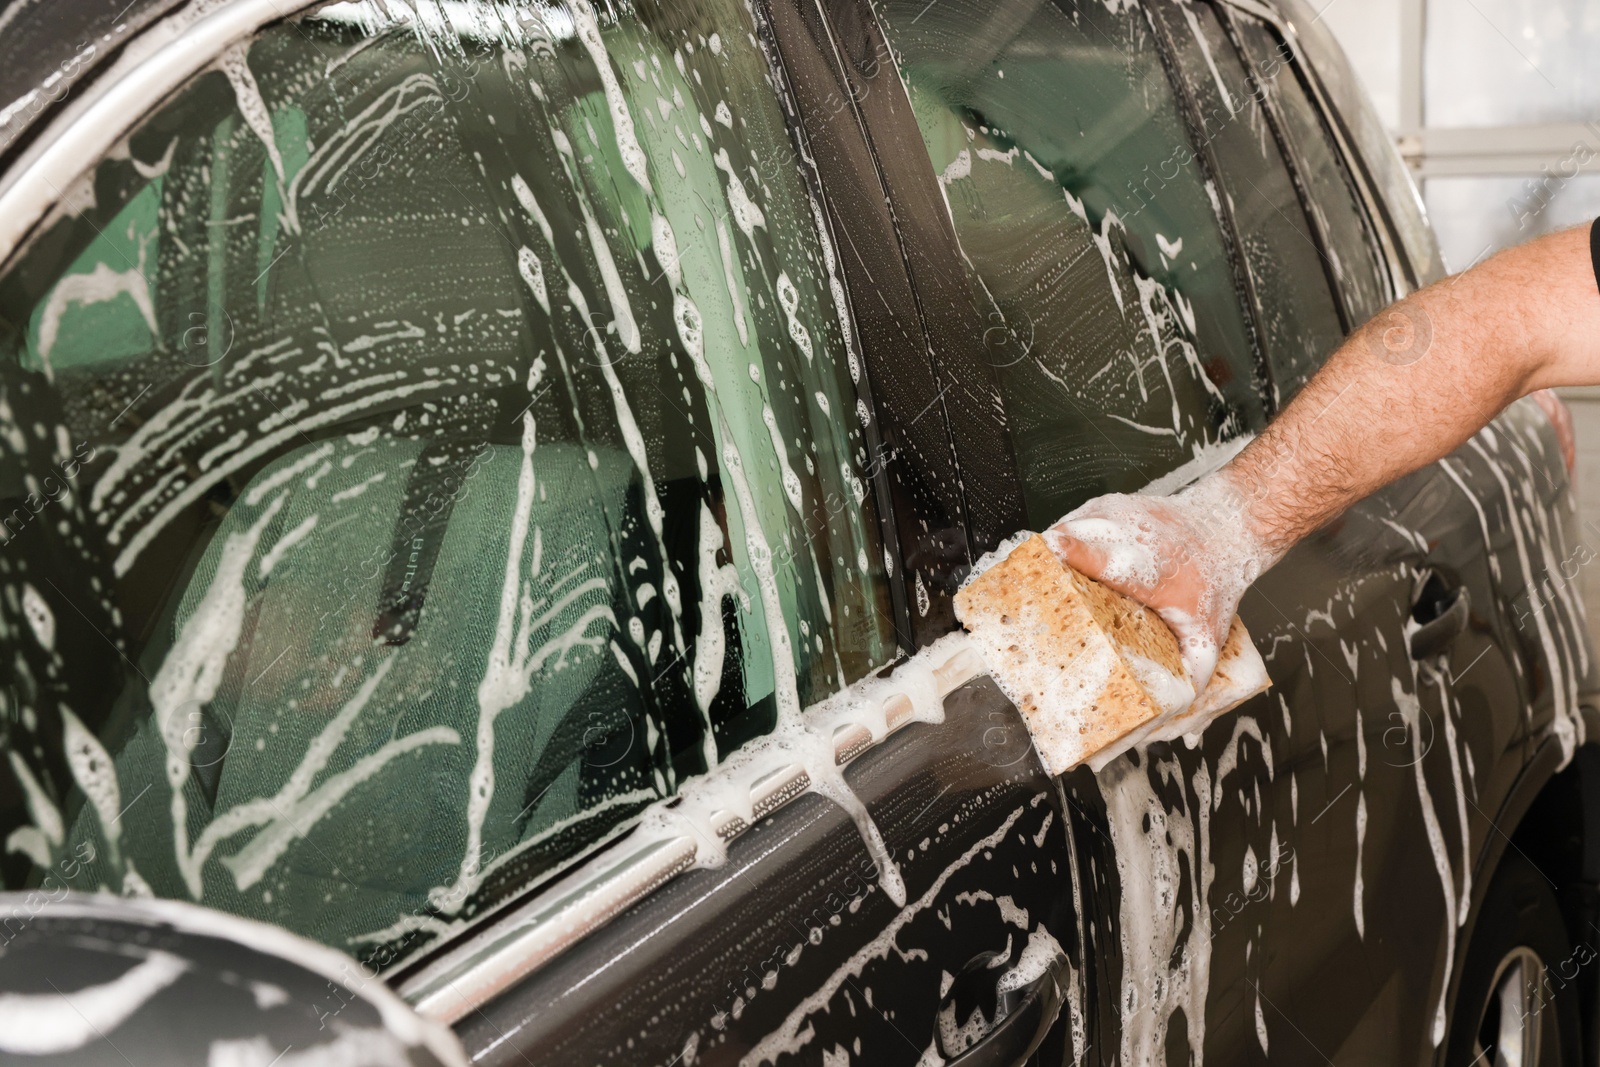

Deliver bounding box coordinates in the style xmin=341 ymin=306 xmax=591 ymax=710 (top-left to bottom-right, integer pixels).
xmin=953 ymin=534 xmax=1270 ymax=774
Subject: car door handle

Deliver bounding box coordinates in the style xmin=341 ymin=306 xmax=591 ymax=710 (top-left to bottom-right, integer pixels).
xmin=1409 ymin=573 xmax=1470 ymax=660
xmin=941 ymin=958 xmax=1066 ymax=1067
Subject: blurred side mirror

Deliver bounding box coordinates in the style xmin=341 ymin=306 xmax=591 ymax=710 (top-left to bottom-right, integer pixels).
xmin=0 ymin=892 xmax=465 ymax=1066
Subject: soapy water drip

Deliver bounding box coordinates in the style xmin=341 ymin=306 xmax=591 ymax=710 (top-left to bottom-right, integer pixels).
xmin=1098 ymin=754 xmax=1214 ymax=1066
xmin=629 ymin=633 xmax=981 ymax=906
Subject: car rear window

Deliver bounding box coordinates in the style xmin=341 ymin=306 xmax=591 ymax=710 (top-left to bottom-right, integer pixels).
xmin=1152 ymin=0 xmax=1351 ymax=401
xmin=0 ymin=0 xmax=896 ymax=968
xmin=872 ymin=0 xmax=1268 ymax=528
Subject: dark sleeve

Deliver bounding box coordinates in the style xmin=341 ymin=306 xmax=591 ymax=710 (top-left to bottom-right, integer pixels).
xmin=1591 ymin=217 xmax=1600 ymax=295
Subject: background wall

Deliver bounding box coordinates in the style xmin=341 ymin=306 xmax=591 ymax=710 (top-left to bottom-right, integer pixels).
xmin=1318 ymin=0 xmax=1600 ymax=269
xmin=1315 ymin=0 xmax=1600 ymax=624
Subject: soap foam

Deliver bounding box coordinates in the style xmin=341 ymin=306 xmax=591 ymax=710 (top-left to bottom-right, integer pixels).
xmin=630 ymin=633 xmax=980 ymax=905
xmin=1045 ymin=468 xmax=1280 ymax=690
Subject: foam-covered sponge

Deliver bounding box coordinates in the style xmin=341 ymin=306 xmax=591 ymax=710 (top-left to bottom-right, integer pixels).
xmin=953 ymin=534 xmax=1270 ymax=774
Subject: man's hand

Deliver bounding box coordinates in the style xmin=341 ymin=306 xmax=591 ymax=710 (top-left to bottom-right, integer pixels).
xmin=1042 ymin=223 xmax=1600 ymax=691
xmin=1042 ymin=472 xmax=1278 ymax=692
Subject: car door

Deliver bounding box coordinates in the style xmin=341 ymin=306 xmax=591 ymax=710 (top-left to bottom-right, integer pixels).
xmin=0 ymin=0 xmax=1087 ymax=1064
xmin=851 ymin=1 xmax=1276 ymax=1063
xmin=1150 ymin=4 xmax=1512 ymax=1060
xmin=1179 ymin=5 xmax=1596 ymax=1062
xmin=854 ymin=0 xmax=1561 ymax=1062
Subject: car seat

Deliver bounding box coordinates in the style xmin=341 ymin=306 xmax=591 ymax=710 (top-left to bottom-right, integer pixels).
xmin=66 ymin=430 xmax=660 ymax=952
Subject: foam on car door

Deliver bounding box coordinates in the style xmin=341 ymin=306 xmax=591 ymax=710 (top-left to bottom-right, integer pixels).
xmin=457 ymin=678 xmax=1086 ymax=1067
xmin=1144 ymin=3 xmax=1530 ymax=1060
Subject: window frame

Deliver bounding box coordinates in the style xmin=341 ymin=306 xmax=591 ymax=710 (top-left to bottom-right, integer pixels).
xmin=1214 ymin=0 xmax=1414 ymax=307
xmin=752 ymin=0 xmax=1030 ymax=648
xmin=845 ymin=0 xmax=1285 ymax=497
xmin=0 ymin=0 xmax=953 ymax=1021
xmin=1142 ymin=0 xmax=1281 ymax=413
xmin=0 ymin=0 xmax=293 ymax=272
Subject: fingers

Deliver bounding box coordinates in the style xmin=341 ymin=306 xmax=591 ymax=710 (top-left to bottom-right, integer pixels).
xmin=1044 ymin=495 xmax=1226 ymax=692
xmin=1041 ymin=525 xmax=1110 ymax=584
xmin=1046 ymin=508 xmax=1162 ymax=593
xmin=1163 ymin=612 xmax=1220 ymax=694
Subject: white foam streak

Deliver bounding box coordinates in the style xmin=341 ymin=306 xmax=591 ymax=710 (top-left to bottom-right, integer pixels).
xmin=150 ymin=494 xmax=282 ymax=894
xmin=582 ymin=211 xmax=641 ymax=355
xmin=0 ymin=951 xmax=186 ymax=1054
xmin=720 ymin=439 xmax=800 ymax=723
xmin=693 ymin=503 xmax=742 ymax=763
xmin=716 ymin=219 xmax=750 ymax=347
xmin=714 ymin=148 xmax=766 ymax=236
xmin=1468 ymin=435 xmax=1579 ymax=762
xmin=5 ymin=751 xmax=63 ymax=868
xmin=61 ymin=705 xmax=122 ymax=868
xmin=219 ymin=43 xmax=286 ymax=185
xmin=38 ymin=261 xmax=157 ymax=373
xmin=435 ymin=412 xmax=547 ymax=908
xmin=258 ymin=514 xmax=318 ymax=577
xmin=223 ymin=724 xmax=458 ymax=891
xmin=1098 ymin=756 xmax=1213 ymax=1066
xmin=1392 ymin=677 xmax=1457 ymax=1046
xmin=111 ymin=380 xmax=449 ymax=576
xmin=572 ymin=0 xmax=652 ymax=195
xmin=739 ymin=802 xmax=1027 ymax=1067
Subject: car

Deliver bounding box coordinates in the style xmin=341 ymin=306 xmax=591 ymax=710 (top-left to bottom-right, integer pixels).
xmin=0 ymin=0 xmax=1595 ymax=1063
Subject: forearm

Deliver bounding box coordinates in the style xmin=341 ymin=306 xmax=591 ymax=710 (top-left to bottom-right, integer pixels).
xmin=1221 ymin=224 xmax=1600 ymax=557
xmin=1047 ymin=223 xmax=1600 ymax=690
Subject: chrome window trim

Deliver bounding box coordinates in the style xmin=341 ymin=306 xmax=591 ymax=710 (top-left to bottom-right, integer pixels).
xmin=398 ymin=641 xmax=986 ymax=1023
xmin=0 ymin=0 xmax=322 ymax=271
xmin=1217 ymin=0 xmax=1414 ymax=301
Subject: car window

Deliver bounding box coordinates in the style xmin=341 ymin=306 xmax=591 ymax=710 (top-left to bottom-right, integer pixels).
xmin=1228 ymin=13 xmax=1390 ymax=332
xmin=1273 ymin=0 xmax=1446 ymax=287
xmin=0 ymin=0 xmax=897 ymax=969
xmin=1152 ymin=0 xmax=1349 ymax=403
xmin=871 ymin=0 xmax=1268 ymax=530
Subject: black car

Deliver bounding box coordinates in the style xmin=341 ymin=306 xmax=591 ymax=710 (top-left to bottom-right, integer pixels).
xmin=0 ymin=0 xmax=1594 ymax=1064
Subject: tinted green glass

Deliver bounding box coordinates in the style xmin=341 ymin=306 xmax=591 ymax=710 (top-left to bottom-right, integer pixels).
xmin=0 ymin=0 xmax=895 ymax=967
xmin=873 ymin=0 xmax=1267 ymax=528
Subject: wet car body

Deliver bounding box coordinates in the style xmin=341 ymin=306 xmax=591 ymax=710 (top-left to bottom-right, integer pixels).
xmin=0 ymin=0 xmax=1596 ymax=1066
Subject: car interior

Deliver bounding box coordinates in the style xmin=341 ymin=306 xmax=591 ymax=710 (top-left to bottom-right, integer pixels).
xmin=5 ymin=0 xmax=897 ymax=967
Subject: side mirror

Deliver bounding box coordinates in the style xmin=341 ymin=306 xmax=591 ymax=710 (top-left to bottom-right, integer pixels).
xmin=0 ymin=892 xmax=465 ymax=1065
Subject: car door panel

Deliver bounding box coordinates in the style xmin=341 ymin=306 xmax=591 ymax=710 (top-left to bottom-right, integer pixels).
xmin=456 ymin=679 xmax=1083 ymax=1067
xmin=1137 ymin=7 xmax=1594 ymax=1064
xmin=847 ymin=0 xmax=1589 ymax=1064
xmin=1143 ymin=5 xmax=1534 ymax=1061
xmin=1049 ymin=326 xmax=1540 ymax=1066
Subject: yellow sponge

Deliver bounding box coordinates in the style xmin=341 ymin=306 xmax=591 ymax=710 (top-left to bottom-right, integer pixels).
xmin=953 ymin=534 xmax=1269 ymax=774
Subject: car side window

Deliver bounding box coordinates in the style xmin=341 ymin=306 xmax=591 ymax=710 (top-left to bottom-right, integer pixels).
xmin=1281 ymin=0 xmax=1446 ymax=287
xmin=0 ymin=0 xmax=896 ymax=968
xmin=1229 ymin=13 xmax=1390 ymax=333
xmin=1152 ymin=0 xmax=1349 ymax=402
xmin=872 ymin=0 xmax=1268 ymax=530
